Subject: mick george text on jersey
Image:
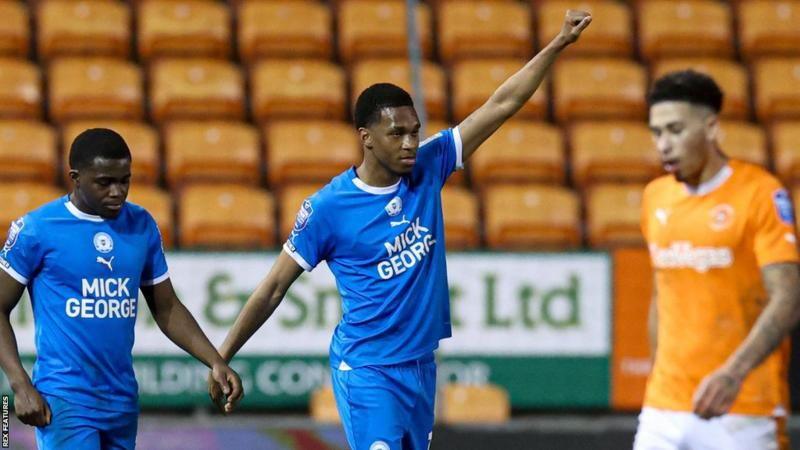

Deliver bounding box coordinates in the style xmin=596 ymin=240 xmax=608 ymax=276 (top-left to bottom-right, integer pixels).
xmin=377 ymin=217 xmax=436 ymax=280
xmin=65 ymin=278 xmax=137 ymax=319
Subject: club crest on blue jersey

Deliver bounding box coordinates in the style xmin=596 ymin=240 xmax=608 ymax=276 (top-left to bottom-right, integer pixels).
xmin=2 ymin=217 xmax=24 ymax=256
xmin=93 ymin=232 xmax=114 ymax=253
xmin=773 ymin=189 xmax=795 ymax=225
xmin=369 ymin=441 xmax=390 ymax=450
xmin=385 ymin=196 xmax=403 ymax=217
xmin=294 ymin=199 xmax=314 ymax=232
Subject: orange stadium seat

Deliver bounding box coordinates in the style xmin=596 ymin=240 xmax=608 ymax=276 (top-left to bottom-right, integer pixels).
xmin=338 ymin=0 xmax=432 ymax=63
xmin=126 ymin=185 xmax=174 ymax=248
xmin=484 ymin=184 xmax=581 ymax=249
xmin=0 ymin=120 xmax=56 ymax=182
xmin=0 ymin=1 xmax=29 ymax=57
xmin=38 ymin=0 xmax=130 ymax=59
xmin=439 ymin=384 xmax=510 ymax=424
xmin=469 ymin=121 xmax=564 ymax=187
xmin=62 ymin=120 xmax=160 ymax=185
xmin=773 ymin=121 xmax=800 ymax=185
xmin=638 ymin=0 xmax=734 ymax=61
xmin=718 ymin=121 xmax=768 ymax=167
xmin=452 ymin=59 xmax=548 ymax=122
xmin=537 ymin=0 xmax=632 ymax=57
xmin=350 ymin=59 xmax=447 ymax=120
xmin=438 ymin=1 xmax=531 ymax=64
xmin=179 ymin=183 xmax=275 ymax=249
xmin=441 ymin=185 xmax=480 ymax=249
xmin=238 ymin=0 xmax=332 ymax=63
xmin=251 ymin=60 xmax=346 ymax=123
xmin=754 ymin=58 xmax=800 ymax=122
xmin=279 ymin=183 xmax=325 ymax=240
xmin=164 ymin=120 xmax=260 ymax=187
xmin=570 ymin=121 xmax=660 ymax=187
xmin=424 ymin=120 xmax=450 ymax=140
xmin=0 ymin=58 xmax=41 ymax=119
xmin=138 ymin=0 xmax=231 ymax=60
xmin=739 ymin=1 xmax=800 ymax=61
xmin=0 ymin=182 xmax=63 ymax=238
xmin=309 ymin=386 xmax=340 ymax=424
xmin=586 ymin=183 xmax=646 ymax=248
xmin=149 ymin=58 xmax=244 ymax=122
xmin=553 ymin=58 xmax=647 ymax=122
xmin=265 ymin=120 xmax=359 ymax=187
xmin=48 ymin=57 xmax=143 ymax=123
xmin=652 ymin=58 xmax=750 ymax=120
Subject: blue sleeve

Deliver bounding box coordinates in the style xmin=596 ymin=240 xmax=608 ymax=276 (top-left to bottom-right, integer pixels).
xmin=0 ymin=216 xmax=42 ymax=285
xmin=140 ymin=213 xmax=169 ymax=286
xmin=282 ymin=193 xmax=332 ymax=271
xmin=416 ymin=127 xmax=463 ymax=188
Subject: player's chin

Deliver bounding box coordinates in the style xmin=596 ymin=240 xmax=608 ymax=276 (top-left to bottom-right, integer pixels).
xmin=100 ymin=204 xmax=124 ymax=218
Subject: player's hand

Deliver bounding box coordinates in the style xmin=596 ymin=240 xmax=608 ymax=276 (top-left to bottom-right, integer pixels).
xmin=13 ymin=383 xmax=51 ymax=427
xmin=692 ymin=367 xmax=743 ymax=419
xmin=557 ymin=10 xmax=592 ymax=46
xmin=208 ymin=362 xmax=244 ymax=414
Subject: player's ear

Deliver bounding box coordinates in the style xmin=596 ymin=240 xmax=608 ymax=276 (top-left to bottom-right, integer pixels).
xmin=704 ymin=112 xmax=720 ymax=142
xmin=68 ymin=169 xmax=80 ymax=186
xmin=358 ymin=127 xmax=373 ymax=149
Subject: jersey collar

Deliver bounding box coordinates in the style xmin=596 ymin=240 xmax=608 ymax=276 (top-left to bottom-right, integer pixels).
xmin=64 ymin=196 xmax=104 ymax=222
xmin=684 ymin=164 xmax=733 ymax=196
xmin=350 ymin=168 xmax=401 ymax=195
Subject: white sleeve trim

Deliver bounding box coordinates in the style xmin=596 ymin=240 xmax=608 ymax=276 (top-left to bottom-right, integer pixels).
xmin=283 ymin=243 xmax=313 ymax=272
xmin=141 ymin=272 xmax=170 ymax=287
xmin=0 ymin=263 xmax=28 ymax=285
xmin=453 ymin=126 xmax=464 ymax=170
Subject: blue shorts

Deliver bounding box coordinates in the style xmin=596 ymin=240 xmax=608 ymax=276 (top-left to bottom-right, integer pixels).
xmin=35 ymin=394 xmax=138 ymax=450
xmin=331 ymin=354 xmax=436 ymax=450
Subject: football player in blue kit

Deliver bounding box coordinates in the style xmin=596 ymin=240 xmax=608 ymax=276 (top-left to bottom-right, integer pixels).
xmin=211 ymin=10 xmax=591 ymax=450
xmin=0 ymin=128 xmax=243 ymax=449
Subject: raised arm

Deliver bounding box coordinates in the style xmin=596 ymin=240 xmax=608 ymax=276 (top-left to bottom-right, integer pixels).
xmin=693 ymin=262 xmax=800 ymax=418
xmin=458 ymin=10 xmax=591 ymax=161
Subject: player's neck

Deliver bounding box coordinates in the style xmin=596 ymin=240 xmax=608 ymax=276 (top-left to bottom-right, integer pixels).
xmin=68 ymin=192 xmax=100 ymax=217
xmin=687 ymin=148 xmax=728 ymax=189
xmin=355 ymin=161 xmax=400 ymax=187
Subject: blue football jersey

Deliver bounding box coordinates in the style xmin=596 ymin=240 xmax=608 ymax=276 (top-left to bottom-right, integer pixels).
xmin=0 ymin=196 xmax=169 ymax=412
xmin=284 ymin=127 xmax=462 ymax=368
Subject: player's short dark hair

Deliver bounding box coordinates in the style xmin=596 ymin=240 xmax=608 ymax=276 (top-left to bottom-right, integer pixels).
xmin=353 ymin=83 xmax=415 ymax=129
xmin=69 ymin=128 xmax=132 ymax=170
xmin=647 ymin=70 xmax=723 ymax=113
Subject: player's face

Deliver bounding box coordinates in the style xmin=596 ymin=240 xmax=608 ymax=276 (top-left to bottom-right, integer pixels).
xmin=649 ymin=101 xmax=718 ymax=185
xmin=72 ymin=157 xmax=131 ymax=219
xmin=363 ymin=106 xmax=421 ymax=176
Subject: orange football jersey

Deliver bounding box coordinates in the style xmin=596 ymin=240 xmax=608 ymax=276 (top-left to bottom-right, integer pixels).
xmin=641 ymin=159 xmax=799 ymax=416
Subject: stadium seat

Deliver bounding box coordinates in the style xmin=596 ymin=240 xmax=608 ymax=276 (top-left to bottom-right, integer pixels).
xmin=179 ymin=183 xmax=275 ymax=249
xmin=138 ymin=0 xmax=231 ymax=61
xmin=441 ymin=186 xmax=480 ymax=249
xmin=0 ymin=120 xmax=56 ymax=182
xmin=350 ymin=59 xmax=446 ymax=120
xmin=570 ymin=121 xmax=660 ymax=187
xmin=773 ymin=121 xmax=800 ymax=185
xmin=553 ymin=58 xmax=647 ymax=123
xmin=424 ymin=119 xmax=450 ymax=140
xmin=739 ymin=1 xmax=800 ymax=61
xmin=0 ymin=182 xmax=63 ymax=239
xmin=469 ymin=121 xmax=564 ymax=187
xmin=438 ymin=1 xmax=531 ymax=64
xmin=753 ymin=58 xmax=800 ymax=122
xmin=452 ymin=59 xmax=548 ymax=122
xmin=62 ymin=120 xmax=159 ymax=185
xmin=651 ymin=58 xmax=749 ymax=120
xmin=439 ymin=384 xmax=511 ymax=424
xmin=279 ymin=183 xmax=325 ymax=240
xmin=238 ymin=0 xmax=332 ymax=63
xmin=38 ymin=0 xmax=130 ymax=59
xmin=48 ymin=57 xmax=143 ymax=123
xmin=309 ymin=386 xmax=340 ymax=424
xmin=251 ymin=60 xmax=346 ymax=123
xmin=537 ymin=0 xmax=633 ymax=57
xmin=639 ymin=0 xmax=734 ymax=61
xmin=483 ymin=184 xmax=581 ymax=249
xmin=586 ymin=183 xmax=646 ymax=248
xmin=717 ymin=121 xmax=768 ymax=167
xmin=265 ymin=120 xmax=359 ymax=187
xmin=164 ymin=120 xmax=260 ymax=187
xmin=338 ymin=0 xmax=432 ymax=63
xmin=0 ymin=1 xmax=29 ymax=57
xmin=0 ymin=58 xmax=41 ymax=119
xmin=149 ymin=58 xmax=245 ymax=122
xmin=126 ymin=185 xmax=173 ymax=248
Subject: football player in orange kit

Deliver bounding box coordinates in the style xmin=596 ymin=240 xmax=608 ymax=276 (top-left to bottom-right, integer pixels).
xmin=634 ymin=70 xmax=800 ymax=450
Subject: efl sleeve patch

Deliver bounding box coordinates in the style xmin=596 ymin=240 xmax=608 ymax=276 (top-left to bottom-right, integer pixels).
xmin=773 ymin=189 xmax=795 ymax=225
